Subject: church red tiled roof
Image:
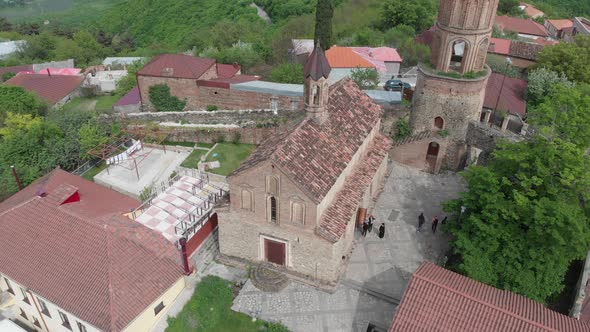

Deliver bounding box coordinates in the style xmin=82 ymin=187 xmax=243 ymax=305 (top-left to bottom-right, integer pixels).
xmin=0 ymin=169 xmax=184 ymax=331
xmin=495 ymin=16 xmax=549 ymax=37
xmin=231 ymin=78 xmax=383 ymax=205
xmin=389 ymin=262 xmax=590 ymax=332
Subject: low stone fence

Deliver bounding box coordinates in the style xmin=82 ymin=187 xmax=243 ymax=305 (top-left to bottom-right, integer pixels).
xmin=113 ymin=109 xmax=302 ymax=128
xmin=149 ymin=125 xmax=286 ymax=145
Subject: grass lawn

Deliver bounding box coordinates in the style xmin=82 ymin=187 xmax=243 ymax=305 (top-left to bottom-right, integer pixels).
xmin=205 ymin=143 xmax=256 ymax=176
xmin=180 ymin=149 xmax=207 ymax=169
xmin=81 ymin=162 xmax=107 ymax=182
xmin=166 ymin=276 xmax=288 ymax=332
xmin=196 ymin=142 xmax=215 ymax=149
xmin=95 ymin=95 xmax=119 ymax=112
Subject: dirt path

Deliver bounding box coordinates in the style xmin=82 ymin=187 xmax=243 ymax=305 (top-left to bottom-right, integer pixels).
xmin=250 ymin=2 xmax=271 ymax=24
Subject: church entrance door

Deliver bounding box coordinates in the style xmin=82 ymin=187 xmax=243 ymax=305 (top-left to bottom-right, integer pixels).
xmin=264 ymin=238 xmax=286 ymax=266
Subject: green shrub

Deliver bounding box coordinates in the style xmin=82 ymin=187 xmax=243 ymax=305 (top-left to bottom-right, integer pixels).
xmin=149 ymin=84 xmax=186 ymax=112
xmin=350 ymin=67 xmax=379 ymax=89
xmin=270 ymin=63 xmax=304 ymax=84
xmin=232 ymin=132 xmax=241 ymax=144
xmin=1 ymin=72 xmax=15 ymax=82
xmin=206 ymin=105 xmax=218 ymax=112
xmin=439 ymin=129 xmax=450 ymax=137
xmin=395 ymin=118 xmax=411 ymax=140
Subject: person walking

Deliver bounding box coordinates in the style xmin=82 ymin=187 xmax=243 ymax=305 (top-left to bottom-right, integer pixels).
xmin=441 ymin=216 xmax=448 ymax=225
xmin=431 ymin=216 xmax=439 ymax=234
xmin=417 ymin=212 xmax=425 ymax=232
xmin=362 ymin=221 xmax=368 ymax=237
xmin=367 ymin=215 xmax=374 ymax=233
xmin=378 ymin=223 xmax=385 ymax=239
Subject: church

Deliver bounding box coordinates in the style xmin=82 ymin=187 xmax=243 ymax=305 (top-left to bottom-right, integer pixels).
xmin=217 ymin=46 xmax=391 ymax=285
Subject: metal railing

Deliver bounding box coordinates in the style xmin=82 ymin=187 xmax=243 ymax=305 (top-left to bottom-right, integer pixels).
xmin=71 ymin=159 xmax=101 ymax=176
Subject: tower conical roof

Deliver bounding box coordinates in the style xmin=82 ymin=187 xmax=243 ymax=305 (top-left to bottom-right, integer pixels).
xmin=304 ymin=45 xmax=331 ymax=80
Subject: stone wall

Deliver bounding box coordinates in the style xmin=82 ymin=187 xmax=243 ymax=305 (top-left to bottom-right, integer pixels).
xmin=154 ymin=125 xmax=286 ymax=145
xmin=465 ymin=121 xmax=524 ymax=163
xmin=118 ymin=109 xmax=302 ymax=127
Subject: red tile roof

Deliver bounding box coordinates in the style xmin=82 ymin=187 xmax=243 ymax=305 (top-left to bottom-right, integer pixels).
xmin=520 ymin=3 xmax=544 ymax=18
xmin=317 ymin=134 xmax=390 ymax=242
xmin=489 ymin=38 xmax=512 ymax=55
xmin=137 ymin=54 xmax=216 ymax=79
xmin=114 ymin=86 xmax=141 ymax=107
xmin=231 ymin=78 xmax=382 ymax=205
xmin=0 ymin=64 xmax=33 ymax=77
xmin=217 ymin=63 xmax=241 ymax=78
xmin=389 ymin=262 xmax=590 ymax=332
xmin=0 ymin=169 xmax=184 ymax=331
xmin=484 ymin=73 xmax=527 ymax=117
xmin=5 ymin=74 xmax=84 ymax=105
xmin=325 ymin=46 xmax=375 ymax=68
xmin=495 ymin=16 xmax=549 ymax=37
xmin=547 ymin=19 xmax=574 ymax=31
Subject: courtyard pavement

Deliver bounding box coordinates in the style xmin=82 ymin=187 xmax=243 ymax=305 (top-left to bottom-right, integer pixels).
xmin=227 ymin=161 xmax=465 ymax=332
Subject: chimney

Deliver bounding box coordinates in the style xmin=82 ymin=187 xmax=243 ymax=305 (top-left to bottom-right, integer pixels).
xmin=179 ymin=238 xmax=193 ymax=275
xmin=46 ymin=68 xmax=51 ymax=77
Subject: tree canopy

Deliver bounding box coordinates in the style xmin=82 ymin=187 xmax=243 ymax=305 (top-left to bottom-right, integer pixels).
xmin=314 ymin=0 xmax=335 ymax=50
xmin=148 ymin=84 xmax=187 ymax=112
xmin=0 ymin=86 xmax=46 ymax=125
xmin=350 ymin=67 xmax=379 ymax=89
xmin=537 ymin=36 xmax=590 ymax=84
xmin=443 ymin=138 xmax=590 ymax=303
xmin=380 ymin=0 xmax=437 ymax=33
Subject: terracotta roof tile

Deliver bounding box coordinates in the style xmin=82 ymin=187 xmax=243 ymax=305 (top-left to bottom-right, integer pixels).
xmin=0 ymin=169 xmax=184 ymax=331
xmin=0 ymin=64 xmax=33 ymax=76
xmin=484 ymin=73 xmax=527 ymax=117
xmin=509 ymin=40 xmax=544 ymax=60
xmin=325 ymin=46 xmax=375 ymax=68
xmin=489 ymin=38 xmax=512 ymax=55
xmin=316 ymin=135 xmax=391 ymax=242
xmin=4 ymin=74 xmax=84 ymax=105
xmin=231 ymin=79 xmax=383 ymax=205
xmin=217 ymin=63 xmax=241 ymax=78
xmin=137 ymin=54 xmax=216 ymax=79
xmin=495 ymin=16 xmax=549 ymax=37
xmin=389 ymin=263 xmax=590 ymax=332
xmin=547 ymin=19 xmax=574 ymax=31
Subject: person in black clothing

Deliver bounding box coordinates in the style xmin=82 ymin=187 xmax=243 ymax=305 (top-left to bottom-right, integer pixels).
xmin=417 ymin=212 xmax=425 ymax=232
xmin=441 ymin=216 xmax=448 ymax=225
xmin=361 ymin=221 xmax=368 ymax=237
xmin=367 ymin=215 xmax=374 ymax=233
xmin=431 ymin=216 xmax=439 ymax=234
xmin=378 ymin=223 xmax=385 ymax=239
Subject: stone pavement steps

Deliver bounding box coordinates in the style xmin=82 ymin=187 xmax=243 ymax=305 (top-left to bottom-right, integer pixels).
xmin=191 ymin=228 xmax=219 ymax=274
xmin=341 ymin=279 xmax=400 ymax=306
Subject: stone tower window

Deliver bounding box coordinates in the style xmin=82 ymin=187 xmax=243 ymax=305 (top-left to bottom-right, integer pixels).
xmin=449 ymin=40 xmax=468 ymax=72
xmin=434 ymin=117 xmax=444 ymax=129
xmin=241 ymin=189 xmax=253 ymax=211
xmin=312 ymin=85 xmax=320 ymax=105
xmin=266 ymin=176 xmax=279 ymax=195
xmin=270 ymin=197 xmax=278 ymax=223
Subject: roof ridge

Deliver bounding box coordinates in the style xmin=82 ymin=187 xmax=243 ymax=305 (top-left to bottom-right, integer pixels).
xmin=414 ymin=265 xmax=561 ymax=332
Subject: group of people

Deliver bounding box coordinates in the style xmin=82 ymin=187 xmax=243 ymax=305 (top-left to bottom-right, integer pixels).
xmin=361 ymin=215 xmax=386 ymax=239
xmin=417 ymin=212 xmax=447 ymax=234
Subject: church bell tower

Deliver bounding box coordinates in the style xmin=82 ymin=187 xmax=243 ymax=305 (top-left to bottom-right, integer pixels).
xmin=303 ymin=45 xmax=331 ymax=125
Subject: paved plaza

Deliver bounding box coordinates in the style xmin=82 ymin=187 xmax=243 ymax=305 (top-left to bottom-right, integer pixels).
xmin=226 ymin=161 xmax=465 ymax=332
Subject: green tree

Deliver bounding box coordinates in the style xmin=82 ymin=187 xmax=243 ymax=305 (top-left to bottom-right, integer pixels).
xmin=55 ymin=30 xmax=106 ymax=68
xmin=115 ymin=59 xmax=146 ymax=97
xmin=1 ymin=72 xmax=15 ymax=82
xmin=527 ymin=84 xmax=590 ymax=148
xmin=19 ymin=31 xmax=57 ymax=61
xmin=149 ymin=84 xmax=186 ymax=112
xmin=443 ymin=138 xmax=590 ymax=303
xmin=79 ymin=123 xmax=109 ymax=160
xmin=399 ymin=40 xmax=431 ymax=66
xmin=0 ymin=86 xmax=46 ymax=124
xmin=350 ymin=67 xmax=379 ymax=89
xmin=537 ymin=35 xmax=590 ymax=84
xmin=380 ymin=0 xmax=436 ymax=32
xmin=270 ymin=63 xmax=304 ymax=84
xmin=315 ymin=0 xmax=335 ymax=50
xmin=497 ymin=0 xmax=521 ymax=15
xmin=527 ymin=68 xmax=574 ymax=105
xmin=384 ymin=25 xmax=416 ymax=47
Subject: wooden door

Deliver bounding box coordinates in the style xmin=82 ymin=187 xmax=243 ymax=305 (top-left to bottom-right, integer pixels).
xmin=265 ymin=239 xmax=286 ymax=266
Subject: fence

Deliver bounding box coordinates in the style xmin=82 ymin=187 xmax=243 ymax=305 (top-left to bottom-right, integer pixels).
xmin=71 ymin=159 xmax=102 ymax=177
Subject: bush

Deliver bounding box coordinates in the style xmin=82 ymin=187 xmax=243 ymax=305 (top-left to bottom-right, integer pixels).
xmin=232 ymin=132 xmax=241 ymax=144
xmin=350 ymin=67 xmax=379 ymax=89
xmin=206 ymin=105 xmax=218 ymax=112
xmin=270 ymin=63 xmax=304 ymax=84
xmin=439 ymin=129 xmax=450 ymax=137
xmin=395 ymin=118 xmax=411 ymax=140
xmin=148 ymin=84 xmax=186 ymax=112
xmin=1 ymin=72 xmax=15 ymax=82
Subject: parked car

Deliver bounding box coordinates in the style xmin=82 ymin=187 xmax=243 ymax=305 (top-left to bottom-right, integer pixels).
xmin=384 ymin=79 xmax=412 ymax=91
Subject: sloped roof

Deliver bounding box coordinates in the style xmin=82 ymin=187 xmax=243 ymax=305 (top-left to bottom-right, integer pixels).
xmin=489 ymin=38 xmax=512 ymax=55
xmin=325 ymin=46 xmax=374 ymax=68
xmin=304 ymin=45 xmax=332 ymax=80
xmin=389 ymin=262 xmax=590 ymax=332
xmin=547 ymin=19 xmax=574 ymax=31
xmin=0 ymin=169 xmax=184 ymax=331
xmin=230 ymin=78 xmax=382 ymax=206
xmin=351 ymin=47 xmax=403 ymax=72
xmin=114 ymin=86 xmax=141 ymax=107
xmin=137 ymin=54 xmax=216 ymax=79
xmin=520 ymin=3 xmax=544 ymax=18
xmin=217 ymin=63 xmax=241 ymax=78
xmin=495 ymin=16 xmax=549 ymax=37
xmin=0 ymin=64 xmax=33 ymax=77
xmin=5 ymin=74 xmax=84 ymax=105
xmin=484 ymin=73 xmax=527 ymax=117
xmin=509 ymin=40 xmax=544 ymax=60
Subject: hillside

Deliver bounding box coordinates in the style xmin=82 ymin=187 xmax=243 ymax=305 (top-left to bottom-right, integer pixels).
xmin=97 ymin=0 xmax=263 ymax=49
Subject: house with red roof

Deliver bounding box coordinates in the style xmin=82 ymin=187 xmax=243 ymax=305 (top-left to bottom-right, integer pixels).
xmin=480 ymin=73 xmax=528 ymax=133
xmin=518 ymin=2 xmax=545 ymax=18
xmin=564 ymin=17 xmax=590 ymax=41
xmin=217 ymin=46 xmax=391 ymax=285
xmin=389 ymin=262 xmax=590 ymax=332
xmin=488 ymin=37 xmax=547 ymax=67
xmin=324 ymin=46 xmax=402 ymax=83
xmin=0 ymin=169 xmax=188 ymax=332
xmin=495 ymin=15 xmax=550 ymax=40
xmin=545 ymin=19 xmax=574 ymax=39
xmin=4 ymin=73 xmax=84 ymax=108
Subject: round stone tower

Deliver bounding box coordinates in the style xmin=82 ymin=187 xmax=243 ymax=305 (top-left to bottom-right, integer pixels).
xmin=410 ymin=0 xmax=499 ymax=171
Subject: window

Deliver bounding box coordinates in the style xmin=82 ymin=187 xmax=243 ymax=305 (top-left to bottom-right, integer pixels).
xmin=270 ymin=197 xmax=278 ymax=223
xmin=241 ymin=189 xmax=253 ymax=211
xmin=434 ymin=117 xmax=444 ymax=129
xmin=290 ymin=99 xmax=299 ymax=110
xmin=4 ymin=277 xmax=14 ymax=295
xmin=266 ymin=176 xmax=279 ymax=195
xmin=20 ymin=287 xmax=30 ymax=305
xmin=154 ymin=301 xmax=165 ymax=315
xmin=312 ymin=85 xmax=320 ymax=105
xmin=33 ymin=317 xmax=41 ymax=328
xmin=59 ymin=311 xmax=71 ymax=330
xmin=270 ymin=97 xmax=279 ymax=110
xmin=449 ymin=40 xmax=468 ymax=72
xmin=38 ymin=298 xmax=50 ymax=317
xmin=19 ymin=307 xmax=27 ymax=320
xmin=77 ymin=321 xmax=87 ymax=332
xmin=291 ymin=201 xmax=305 ymax=224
